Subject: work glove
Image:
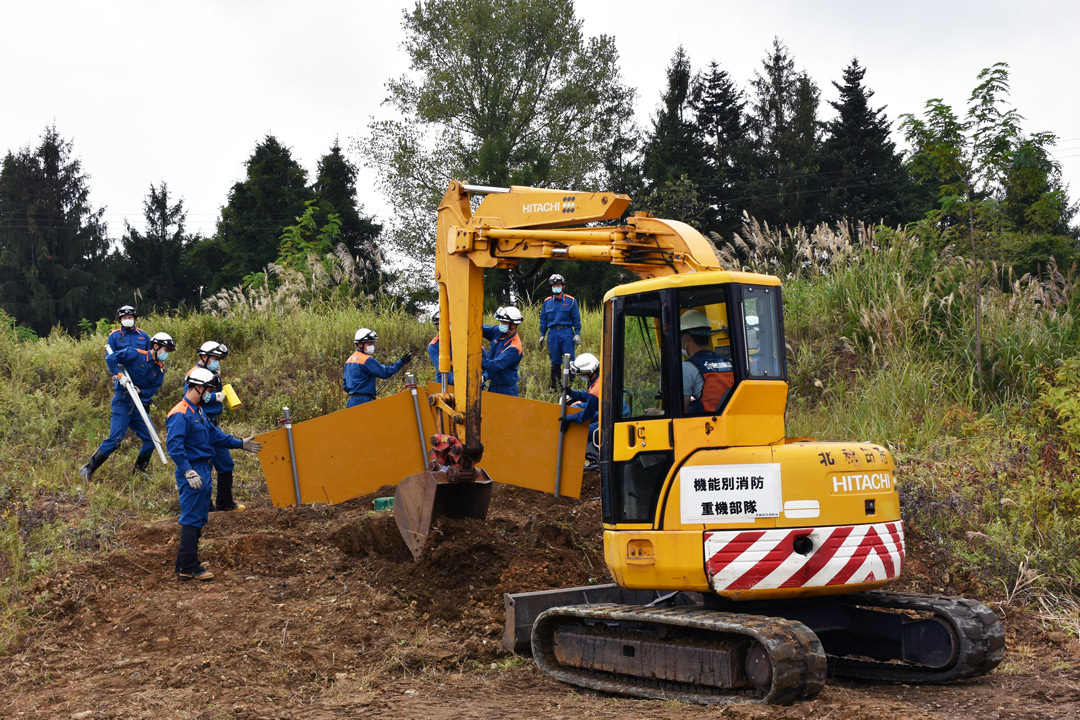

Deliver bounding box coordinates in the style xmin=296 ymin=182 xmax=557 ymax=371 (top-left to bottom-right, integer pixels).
xmin=573 ymin=334 xmax=581 ymax=346
xmin=117 ymin=374 xmax=137 ymax=392
xmin=400 ymin=352 xmax=412 ymax=365
xmin=212 ymin=391 xmax=226 ymax=403
xmin=242 ymin=436 xmax=263 ymax=453
xmin=538 ymin=336 xmax=546 ymax=348
xmin=184 ymin=469 xmax=203 ymax=489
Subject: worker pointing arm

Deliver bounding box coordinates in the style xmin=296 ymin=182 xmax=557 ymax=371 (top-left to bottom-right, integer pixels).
xmin=343 ymin=328 xmax=411 ymax=408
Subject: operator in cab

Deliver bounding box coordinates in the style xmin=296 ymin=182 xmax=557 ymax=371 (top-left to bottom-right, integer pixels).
xmin=79 ymin=332 xmax=176 ymax=481
xmin=561 ymin=352 xmax=601 ymax=471
xmin=482 ymin=306 xmax=524 ymax=396
xmin=344 ymin=328 xmax=410 ymax=407
xmin=680 ymin=309 xmax=734 ymax=414
xmin=538 ymin=273 xmax=581 ymax=390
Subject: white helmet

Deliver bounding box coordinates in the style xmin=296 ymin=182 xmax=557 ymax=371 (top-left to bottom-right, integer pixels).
xmin=571 ymin=352 xmax=599 ymax=375
xmin=198 ymin=340 xmax=228 ymax=358
xmin=355 ymin=328 xmax=377 ymax=344
xmin=680 ymin=309 xmax=711 ymax=332
xmin=431 ymin=309 xmax=440 ymax=326
xmin=548 ymin=273 xmax=566 ymax=286
xmin=186 ymin=366 xmax=218 ymax=388
xmin=494 ymin=306 xmax=524 ymax=325
xmin=150 ymin=332 xmax=176 ymax=351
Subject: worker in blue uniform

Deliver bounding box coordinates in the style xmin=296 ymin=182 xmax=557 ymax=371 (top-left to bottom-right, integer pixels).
xmin=561 ymin=352 xmax=601 ymax=471
xmin=187 ymin=341 xmax=243 ymax=511
xmin=482 ymin=306 xmax=524 ymax=396
xmin=343 ymin=328 xmax=411 ymax=407
xmin=167 ymin=367 xmax=262 ymax=581
xmin=427 ymin=310 xmax=454 ymax=386
xmin=79 ymin=332 xmax=176 ymax=481
xmin=537 ymin=273 xmax=581 ymax=390
xmin=106 ymin=304 xmax=150 ymax=358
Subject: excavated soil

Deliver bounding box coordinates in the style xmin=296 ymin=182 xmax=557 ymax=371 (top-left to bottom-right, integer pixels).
xmin=3 ymin=473 xmax=1079 ymax=719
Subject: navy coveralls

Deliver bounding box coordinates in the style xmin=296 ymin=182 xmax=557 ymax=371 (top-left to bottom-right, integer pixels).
xmin=539 ymin=294 xmax=581 ymax=367
xmin=186 ymin=362 xmax=233 ymax=473
xmin=482 ymin=326 xmax=523 ymax=396
xmin=343 ymin=351 xmax=404 ymax=407
xmin=95 ymin=346 xmax=164 ymax=457
xmin=166 ymin=397 xmax=243 ymax=528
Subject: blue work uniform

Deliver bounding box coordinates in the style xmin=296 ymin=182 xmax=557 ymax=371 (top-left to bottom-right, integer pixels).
xmin=482 ymin=326 xmax=523 ymax=396
xmin=428 ymin=333 xmax=455 ymax=386
xmin=166 ymin=397 xmax=243 ymax=528
xmin=95 ymin=346 xmax=165 ymax=457
xmin=105 ymin=325 xmax=150 ymax=392
xmin=539 ymin=293 xmax=581 ymax=367
xmin=343 ymin=351 xmax=404 ymax=408
xmin=566 ymin=373 xmax=601 ymax=437
xmin=186 ymin=362 xmax=233 ymax=473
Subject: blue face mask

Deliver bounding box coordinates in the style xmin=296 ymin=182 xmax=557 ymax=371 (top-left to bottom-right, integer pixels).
xmin=157 ymin=350 xmax=170 ymax=362
xmin=208 ymin=359 xmax=221 ymax=372
xmin=498 ymin=323 xmax=510 ymax=334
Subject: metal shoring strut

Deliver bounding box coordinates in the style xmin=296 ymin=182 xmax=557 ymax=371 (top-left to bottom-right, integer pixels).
xmin=554 ymin=353 xmax=572 ymax=498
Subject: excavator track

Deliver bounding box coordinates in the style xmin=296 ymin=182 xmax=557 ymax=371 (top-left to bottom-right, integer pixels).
xmin=530 ymin=604 xmax=827 ymax=705
xmin=824 ymin=591 xmax=1005 ymax=683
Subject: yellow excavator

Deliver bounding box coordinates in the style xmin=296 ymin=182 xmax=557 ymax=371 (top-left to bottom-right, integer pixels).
xmin=255 ymin=180 xmax=1004 ymax=705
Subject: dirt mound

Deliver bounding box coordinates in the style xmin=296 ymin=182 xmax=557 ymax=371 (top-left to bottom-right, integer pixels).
xmin=3 ymin=473 xmax=1079 ymax=719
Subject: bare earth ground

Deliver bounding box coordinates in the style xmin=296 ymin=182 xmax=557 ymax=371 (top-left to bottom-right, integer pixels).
xmin=3 ymin=473 xmax=1079 ymax=720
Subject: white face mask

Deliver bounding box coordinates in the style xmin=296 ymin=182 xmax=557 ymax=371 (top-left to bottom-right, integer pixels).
xmin=121 ymin=317 xmax=135 ymax=329
xmin=364 ymin=344 xmax=375 ymax=355
xmin=498 ymin=323 xmax=510 ymax=334
xmin=552 ymin=286 xmax=563 ymax=295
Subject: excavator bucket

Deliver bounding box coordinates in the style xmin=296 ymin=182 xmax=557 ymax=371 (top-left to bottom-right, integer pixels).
xmin=394 ymin=467 xmax=493 ymax=559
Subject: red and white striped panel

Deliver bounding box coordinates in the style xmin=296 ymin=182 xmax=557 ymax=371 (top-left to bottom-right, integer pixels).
xmin=704 ymin=522 xmax=905 ymax=593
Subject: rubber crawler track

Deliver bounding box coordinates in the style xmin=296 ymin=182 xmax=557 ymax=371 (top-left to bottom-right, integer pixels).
xmin=827 ymin=591 xmax=1006 ymax=683
xmin=531 ymin=604 xmax=827 ymax=705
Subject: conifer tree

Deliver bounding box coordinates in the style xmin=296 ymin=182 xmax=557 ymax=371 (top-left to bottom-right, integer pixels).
xmin=121 ymin=182 xmax=199 ymax=310
xmin=692 ymin=61 xmax=748 ymax=238
xmin=312 ymin=142 xmax=383 ymax=291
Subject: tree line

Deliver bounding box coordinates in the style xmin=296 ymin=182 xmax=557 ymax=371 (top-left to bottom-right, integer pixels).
xmin=2 ymin=0 xmax=1075 ymax=336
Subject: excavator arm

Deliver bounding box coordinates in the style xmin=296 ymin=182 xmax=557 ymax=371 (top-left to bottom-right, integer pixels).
xmin=433 ymin=180 xmax=722 ymax=460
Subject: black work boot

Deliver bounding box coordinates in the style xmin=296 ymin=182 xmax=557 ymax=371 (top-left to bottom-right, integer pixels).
xmin=213 ymin=471 xmax=245 ymax=512
xmin=78 ymin=450 xmax=108 ymax=482
xmin=550 ymin=365 xmax=561 ymax=391
xmin=176 ymin=525 xmax=213 ymax=580
xmin=133 ymin=451 xmax=153 ymax=476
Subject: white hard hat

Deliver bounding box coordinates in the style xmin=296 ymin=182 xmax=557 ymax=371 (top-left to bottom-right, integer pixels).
xmin=571 ymin=352 xmax=599 ymax=375
xmin=150 ymin=332 xmax=176 ymax=350
xmin=495 ymin=306 xmax=524 ymax=325
xmin=680 ymin=309 xmax=710 ymax=332
xmin=198 ymin=340 xmax=228 ymax=358
xmin=548 ymin=273 xmax=566 ymax=285
xmin=186 ymin=366 xmax=217 ymax=387
xmin=431 ymin=309 xmax=440 ymax=326
xmin=355 ymin=328 xmax=377 ymax=343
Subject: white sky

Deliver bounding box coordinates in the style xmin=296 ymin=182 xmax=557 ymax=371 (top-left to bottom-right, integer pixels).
xmin=2 ymin=0 xmax=1078 ymax=238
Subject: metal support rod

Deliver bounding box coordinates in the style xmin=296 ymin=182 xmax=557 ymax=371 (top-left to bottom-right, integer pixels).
xmin=120 ymin=367 xmax=167 ymax=464
xmin=282 ymin=406 xmax=301 ymax=506
xmin=405 ymin=373 xmax=428 ymax=469
xmin=554 ymin=353 xmax=572 ymax=498
xmin=462 ymin=183 xmax=510 ymax=194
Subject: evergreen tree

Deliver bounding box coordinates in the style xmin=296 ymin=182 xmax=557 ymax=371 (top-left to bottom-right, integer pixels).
xmin=312 ymin=142 xmax=383 ymax=291
xmin=641 ymin=47 xmax=712 ymax=229
xmin=0 ymin=126 xmax=110 ymax=334
xmin=691 ymin=61 xmax=748 ymax=239
xmin=215 ymin=136 xmax=312 ymax=288
xmin=745 ymin=38 xmax=823 ymax=229
xmin=121 ymin=182 xmax=199 ymax=310
xmin=820 ymin=58 xmax=915 ymax=226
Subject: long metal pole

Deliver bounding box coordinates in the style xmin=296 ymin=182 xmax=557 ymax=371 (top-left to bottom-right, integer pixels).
xmin=554 ymin=353 xmax=571 ymax=498
xmin=282 ymin=406 xmax=301 ymax=506
xmin=120 ymin=367 xmax=167 ymax=464
xmin=405 ymin=373 xmax=428 ymax=469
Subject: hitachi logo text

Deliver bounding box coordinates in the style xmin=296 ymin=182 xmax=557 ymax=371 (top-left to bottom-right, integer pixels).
xmin=523 ymin=202 xmax=562 ymax=213
xmin=832 ymin=472 xmax=893 ymax=493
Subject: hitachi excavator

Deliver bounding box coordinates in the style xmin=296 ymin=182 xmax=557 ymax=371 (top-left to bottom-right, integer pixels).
xmin=254 ymin=180 xmax=1004 ymax=705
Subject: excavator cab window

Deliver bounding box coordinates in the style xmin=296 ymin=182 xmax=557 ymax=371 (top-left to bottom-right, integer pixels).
xmin=614 ymin=293 xmax=667 ymax=420
xmin=678 ymin=287 xmax=737 ymax=416
xmin=740 ymin=285 xmax=784 ymax=379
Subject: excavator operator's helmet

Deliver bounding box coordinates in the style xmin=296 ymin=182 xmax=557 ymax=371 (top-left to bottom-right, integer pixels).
xmin=198 ymin=340 xmax=228 ymax=358
xmin=679 ymin=309 xmax=713 ymax=343
xmin=150 ymin=332 xmax=177 ymax=351
xmin=355 ymin=328 xmax=378 ymax=345
xmin=494 ymin=306 xmax=524 ymax=326
xmin=571 ymin=352 xmax=600 ymax=376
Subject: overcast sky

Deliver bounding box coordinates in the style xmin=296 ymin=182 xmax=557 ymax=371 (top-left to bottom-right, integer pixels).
xmin=3 ymin=0 xmax=1078 ymax=238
